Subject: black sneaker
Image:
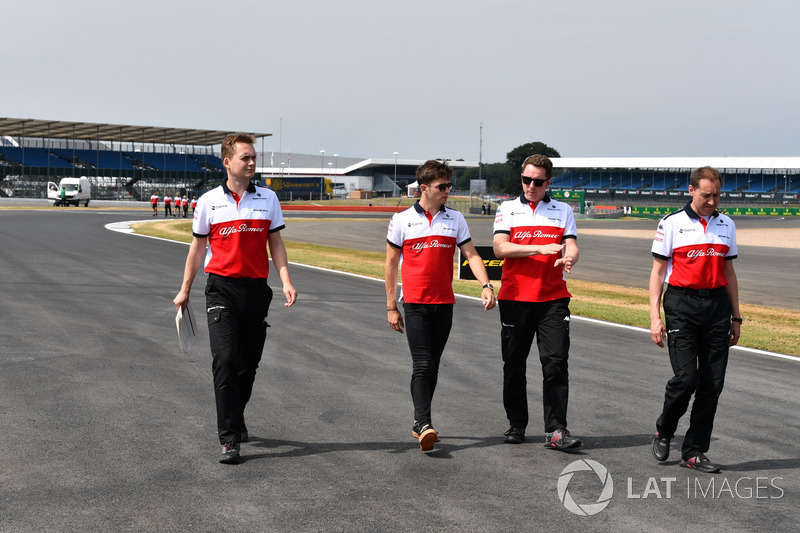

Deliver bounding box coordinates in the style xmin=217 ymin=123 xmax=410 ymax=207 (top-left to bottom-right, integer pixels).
xmin=680 ymin=454 xmax=721 ymax=474
xmin=652 ymin=432 xmax=670 ymax=462
xmin=503 ymin=426 xmax=525 ymax=444
xmin=414 ymin=423 xmax=438 ymax=451
xmin=412 ymin=421 xmax=439 ymax=442
xmin=240 ymin=431 xmax=249 ymax=443
xmin=219 ymin=441 xmax=241 ymax=464
xmin=544 ymin=428 xmax=581 ymax=450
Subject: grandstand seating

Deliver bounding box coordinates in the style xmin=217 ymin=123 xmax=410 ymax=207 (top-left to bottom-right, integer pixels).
xmin=0 ymin=146 xmax=73 ymax=168
xmin=49 ymin=148 xmax=137 ymax=170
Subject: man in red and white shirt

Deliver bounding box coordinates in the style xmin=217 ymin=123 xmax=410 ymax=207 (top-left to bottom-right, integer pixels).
xmin=493 ymin=154 xmax=581 ymax=450
xmin=163 ymin=194 xmax=172 ymax=217
xmin=649 ymin=166 xmax=741 ymax=474
xmin=174 ymin=133 xmax=297 ymax=464
xmin=385 ymin=159 xmax=495 ymax=451
xmin=150 ymin=192 xmax=159 ymax=216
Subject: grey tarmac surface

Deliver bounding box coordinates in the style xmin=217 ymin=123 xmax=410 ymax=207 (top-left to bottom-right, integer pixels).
xmin=1 ymin=206 xmax=798 ymax=532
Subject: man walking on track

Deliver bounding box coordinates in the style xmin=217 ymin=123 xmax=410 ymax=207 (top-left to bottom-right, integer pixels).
xmin=385 ymin=159 xmax=496 ymax=452
xmin=492 ymin=154 xmax=582 ymax=451
xmin=649 ymin=166 xmax=741 ymax=474
xmin=174 ymin=133 xmax=297 ymax=464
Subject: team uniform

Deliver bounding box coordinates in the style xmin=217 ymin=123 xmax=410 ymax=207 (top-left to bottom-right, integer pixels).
xmin=387 ymin=202 xmax=471 ymax=428
xmin=493 ymin=194 xmax=577 ymax=434
xmin=150 ymin=194 xmax=159 ymax=216
xmin=193 ymin=181 xmax=285 ymax=445
xmin=164 ymin=195 xmax=172 ymax=217
xmin=652 ymin=203 xmax=737 ymax=460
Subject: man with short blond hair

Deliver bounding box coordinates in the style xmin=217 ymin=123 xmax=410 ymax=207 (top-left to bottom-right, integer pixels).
xmin=174 ymin=133 xmax=297 ymax=464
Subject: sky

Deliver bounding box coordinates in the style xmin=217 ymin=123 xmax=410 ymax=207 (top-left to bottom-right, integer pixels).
xmin=3 ymin=0 xmax=799 ymax=164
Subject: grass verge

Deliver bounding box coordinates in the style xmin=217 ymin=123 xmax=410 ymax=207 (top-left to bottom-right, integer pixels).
xmin=133 ymin=219 xmax=800 ymax=357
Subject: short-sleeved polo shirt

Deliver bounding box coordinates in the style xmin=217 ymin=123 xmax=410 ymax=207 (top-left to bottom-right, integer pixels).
xmin=652 ymin=203 xmax=737 ymax=289
xmin=387 ymin=202 xmax=471 ymax=304
xmin=493 ymin=194 xmax=576 ymax=302
xmin=193 ymin=181 xmax=285 ymax=279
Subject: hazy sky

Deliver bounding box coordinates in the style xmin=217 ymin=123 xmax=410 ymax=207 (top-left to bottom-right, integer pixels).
xmin=3 ymin=0 xmax=798 ymax=163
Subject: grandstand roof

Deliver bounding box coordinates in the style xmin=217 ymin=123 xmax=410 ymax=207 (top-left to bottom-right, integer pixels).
xmin=0 ymin=117 xmax=270 ymax=146
xmin=553 ymin=157 xmax=800 ymax=170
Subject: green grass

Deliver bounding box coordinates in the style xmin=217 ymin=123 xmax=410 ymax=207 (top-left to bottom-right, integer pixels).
xmin=133 ymin=220 xmax=800 ymax=357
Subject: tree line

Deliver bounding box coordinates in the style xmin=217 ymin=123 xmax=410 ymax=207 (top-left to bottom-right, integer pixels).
xmin=453 ymin=141 xmax=561 ymax=194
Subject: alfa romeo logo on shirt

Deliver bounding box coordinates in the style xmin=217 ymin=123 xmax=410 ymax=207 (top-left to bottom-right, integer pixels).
xmin=557 ymin=459 xmax=613 ymax=516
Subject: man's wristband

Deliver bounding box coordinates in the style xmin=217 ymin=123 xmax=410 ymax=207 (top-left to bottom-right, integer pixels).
xmin=731 ymin=316 xmax=743 ymax=324
xmin=388 ymin=307 xmax=398 ymax=312
xmin=482 ymin=283 xmax=494 ymax=291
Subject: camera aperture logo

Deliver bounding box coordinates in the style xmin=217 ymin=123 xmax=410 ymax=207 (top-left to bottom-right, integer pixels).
xmin=558 ymin=459 xmax=614 ymax=516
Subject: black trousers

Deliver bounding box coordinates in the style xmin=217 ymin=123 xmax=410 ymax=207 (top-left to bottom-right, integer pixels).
xmin=499 ymin=298 xmax=571 ymax=433
xmin=403 ymin=303 xmax=454 ymax=427
xmin=657 ymin=286 xmax=731 ymax=460
xmin=205 ymin=274 xmax=272 ymax=444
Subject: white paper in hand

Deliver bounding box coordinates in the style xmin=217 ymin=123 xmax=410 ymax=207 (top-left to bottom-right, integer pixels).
xmin=176 ymin=302 xmax=198 ymax=354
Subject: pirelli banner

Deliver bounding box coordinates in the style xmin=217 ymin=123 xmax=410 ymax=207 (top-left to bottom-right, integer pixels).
xmin=458 ymin=246 xmax=503 ymax=281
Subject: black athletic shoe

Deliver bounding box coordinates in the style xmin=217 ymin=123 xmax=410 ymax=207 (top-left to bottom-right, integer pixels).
xmin=240 ymin=431 xmax=249 ymax=443
xmin=652 ymin=432 xmax=670 ymax=462
xmin=412 ymin=421 xmax=439 ymax=442
xmin=503 ymin=426 xmax=525 ymax=444
xmin=219 ymin=441 xmax=241 ymax=464
xmin=413 ymin=423 xmax=438 ymax=451
xmin=680 ymin=454 xmax=721 ymax=474
xmin=544 ymin=428 xmax=581 ymax=450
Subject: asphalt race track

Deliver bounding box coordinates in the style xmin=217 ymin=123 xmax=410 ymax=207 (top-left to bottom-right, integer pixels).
xmin=1 ymin=207 xmax=798 ymax=532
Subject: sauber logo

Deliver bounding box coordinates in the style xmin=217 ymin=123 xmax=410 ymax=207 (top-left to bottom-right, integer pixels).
xmin=219 ymin=224 xmax=266 ymax=237
xmin=411 ymin=239 xmax=453 ymax=251
xmin=687 ymin=248 xmax=725 ymax=260
xmin=514 ymin=230 xmax=561 ymax=240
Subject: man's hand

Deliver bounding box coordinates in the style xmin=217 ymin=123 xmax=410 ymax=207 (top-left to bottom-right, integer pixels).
xmin=388 ymin=308 xmax=404 ymax=333
xmin=283 ymin=282 xmax=297 ymax=307
xmin=650 ymin=318 xmax=666 ymax=347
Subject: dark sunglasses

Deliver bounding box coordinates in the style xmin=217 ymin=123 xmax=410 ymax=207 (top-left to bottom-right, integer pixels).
xmin=521 ymin=176 xmax=547 ymax=187
xmin=432 ymin=182 xmax=454 ymax=192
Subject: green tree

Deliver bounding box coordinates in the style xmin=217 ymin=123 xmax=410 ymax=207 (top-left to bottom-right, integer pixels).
xmin=504 ymin=142 xmax=562 ymax=193
xmin=506 ymin=142 xmax=561 ymax=172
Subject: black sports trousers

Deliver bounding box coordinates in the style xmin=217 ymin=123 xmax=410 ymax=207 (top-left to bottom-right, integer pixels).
xmin=499 ymin=298 xmax=571 ymax=433
xmin=205 ymin=273 xmax=273 ymax=445
xmin=657 ymin=285 xmax=731 ymax=460
xmin=402 ymin=302 xmax=454 ymax=427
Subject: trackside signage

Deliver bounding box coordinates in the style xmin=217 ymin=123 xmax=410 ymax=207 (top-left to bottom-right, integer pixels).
xmin=458 ymin=246 xmax=503 ymax=281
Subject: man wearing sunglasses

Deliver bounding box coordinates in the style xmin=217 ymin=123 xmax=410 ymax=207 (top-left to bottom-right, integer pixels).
xmin=386 ymin=159 xmax=496 ymax=451
xmin=492 ymin=154 xmax=581 ymax=450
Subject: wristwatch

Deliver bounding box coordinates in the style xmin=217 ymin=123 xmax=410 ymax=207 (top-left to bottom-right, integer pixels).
xmin=731 ymin=316 xmax=743 ymax=324
xmin=483 ymin=283 xmax=494 ymax=290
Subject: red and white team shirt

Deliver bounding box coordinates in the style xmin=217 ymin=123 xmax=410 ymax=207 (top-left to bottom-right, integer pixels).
xmin=652 ymin=204 xmax=737 ymax=289
xmin=150 ymin=194 xmax=159 ymax=205
xmin=193 ymin=181 xmax=285 ymax=279
xmin=493 ymin=195 xmax=577 ymax=302
xmin=191 ymin=198 xmax=197 ymax=210
xmin=387 ymin=202 xmax=472 ymax=304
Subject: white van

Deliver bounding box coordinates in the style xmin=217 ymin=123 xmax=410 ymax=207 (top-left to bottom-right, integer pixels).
xmin=47 ymin=177 xmax=92 ymax=207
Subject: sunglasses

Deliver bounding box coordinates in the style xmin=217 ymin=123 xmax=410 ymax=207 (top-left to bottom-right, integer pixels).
xmin=521 ymin=176 xmax=547 ymax=187
xmin=431 ymin=182 xmax=454 ymax=192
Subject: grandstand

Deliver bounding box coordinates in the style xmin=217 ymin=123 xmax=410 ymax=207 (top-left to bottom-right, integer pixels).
xmin=0 ymin=118 xmax=268 ymax=200
xmin=550 ymin=157 xmax=800 ymax=205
